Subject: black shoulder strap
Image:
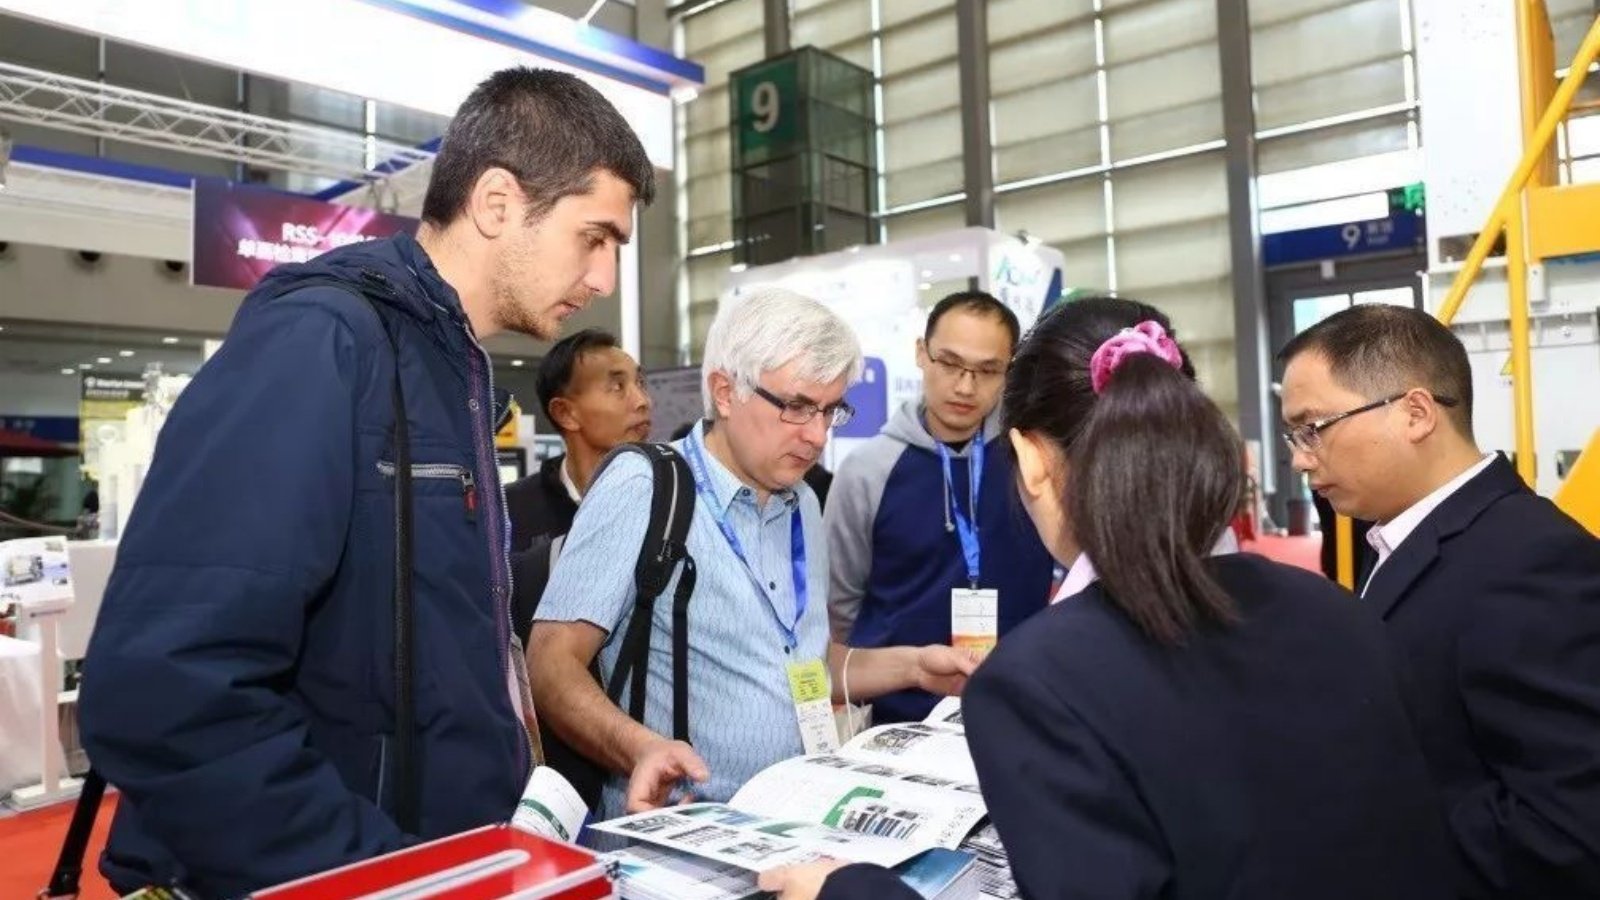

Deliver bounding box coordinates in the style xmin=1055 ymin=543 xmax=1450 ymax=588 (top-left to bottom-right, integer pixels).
xmin=41 ymin=769 xmax=106 ymax=899
xmin=305 ymin=274 xmax=421 ymax=834
xmin=367 ymin=307 xmax=420 ymax=836
xmin=598 ymin=443 xmax=697 ymax=743
xmin=297 ymin=274 xmax=421 ymax=835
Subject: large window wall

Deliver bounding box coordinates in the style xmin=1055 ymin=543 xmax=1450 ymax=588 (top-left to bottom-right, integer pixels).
xmin=673 ymin=0 xmax=1593 ymax=416
xmin=679 ymin=0 xmax=766 ymax=357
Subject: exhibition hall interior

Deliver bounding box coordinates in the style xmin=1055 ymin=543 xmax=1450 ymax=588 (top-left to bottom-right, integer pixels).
xmin=1 ymin=1 xmax=1599 ymax=898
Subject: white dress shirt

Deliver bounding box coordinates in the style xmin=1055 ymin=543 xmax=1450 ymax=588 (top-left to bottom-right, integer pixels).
xmin=1051 ymin=529 xmax=1241 ymax=604
xmin=1361 ymin=453 xmax=1496 ymax=595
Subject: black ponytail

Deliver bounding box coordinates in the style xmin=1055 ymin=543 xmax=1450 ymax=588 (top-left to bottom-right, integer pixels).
xmin=1003 ymin=296 xmax=1243 ymax=645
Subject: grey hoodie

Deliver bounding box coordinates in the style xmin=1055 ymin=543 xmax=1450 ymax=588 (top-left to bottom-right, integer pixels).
xmin=824 ymin=400 xmax=1003 ymax=640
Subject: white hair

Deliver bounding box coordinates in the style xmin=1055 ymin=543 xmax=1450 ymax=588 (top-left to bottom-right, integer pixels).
xmin=701 ymin=287 xmax=864 ymax=418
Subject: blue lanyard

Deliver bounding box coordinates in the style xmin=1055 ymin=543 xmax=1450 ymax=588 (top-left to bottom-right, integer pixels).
xmin=936 ymin=436 xmax=984 ymax=588
xmin=683 ymin=431 xmax=808 ymax=650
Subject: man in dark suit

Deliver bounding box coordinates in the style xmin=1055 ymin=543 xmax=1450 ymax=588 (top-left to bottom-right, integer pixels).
xmin=1280 ymin=303 xmax=1600 ymax=899
xmin=505 ymin=329 xmax=650 ymax=641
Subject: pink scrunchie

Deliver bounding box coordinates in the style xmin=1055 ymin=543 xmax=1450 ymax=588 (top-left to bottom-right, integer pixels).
xmin=1089 ymin=321 xmax=1184 ymax=394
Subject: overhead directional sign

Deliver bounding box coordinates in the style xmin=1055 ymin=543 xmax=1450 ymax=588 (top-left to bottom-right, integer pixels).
xmin=1263 ymin=184 xmax=1427 ymax=268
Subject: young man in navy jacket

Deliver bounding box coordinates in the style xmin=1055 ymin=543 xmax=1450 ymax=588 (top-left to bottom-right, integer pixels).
xmin=77 ymin=68 xmax=653 ymax=898
xmin=1281 ymin=304 xmax=1600 ymax=899
xmin=824 ymin=292 xmax=1054 ymax=723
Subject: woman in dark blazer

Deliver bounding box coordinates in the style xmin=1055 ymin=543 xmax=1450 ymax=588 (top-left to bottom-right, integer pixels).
xmin=762 ymin=296 xmax=1453 ymax=900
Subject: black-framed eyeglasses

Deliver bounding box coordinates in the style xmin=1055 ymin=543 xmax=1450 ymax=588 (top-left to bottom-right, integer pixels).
xmin=1282 ymin=390 xmax=1458 ymax=454
xmin=925 ymin=345 xmax=1008 ymax=384
xmin=752 ymin=385 xmax=855 ymax=428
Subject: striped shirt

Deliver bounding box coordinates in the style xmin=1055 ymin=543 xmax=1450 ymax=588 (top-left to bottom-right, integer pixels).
xmin=534 ymin=421 xmax=831 ymax=825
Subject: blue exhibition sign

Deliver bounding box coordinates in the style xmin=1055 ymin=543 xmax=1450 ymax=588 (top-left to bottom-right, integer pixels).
xmin=1263 ymin=211 xmax=1424 ymax=268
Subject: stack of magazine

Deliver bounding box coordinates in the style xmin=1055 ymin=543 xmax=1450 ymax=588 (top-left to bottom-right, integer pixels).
xmin=594 ymin=699 xmax=1019 ymax=900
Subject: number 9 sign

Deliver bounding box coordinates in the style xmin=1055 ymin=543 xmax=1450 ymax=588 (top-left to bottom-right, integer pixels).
xmin=751 ymin=81 xmax=780 ymax=133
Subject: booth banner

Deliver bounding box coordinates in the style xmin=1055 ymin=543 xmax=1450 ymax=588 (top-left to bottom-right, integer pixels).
xmin=79 ymin=373 xmax=145 ymax=478
xmin=0 ymin=416 xmax=79 ymax=445
xmin=644 ymin=366 xmax=706 ymax=442
xmin=191 ymin=179 xmax=418 ymax=291
xmin=986 ymin=241 xmax=1064 ymax=327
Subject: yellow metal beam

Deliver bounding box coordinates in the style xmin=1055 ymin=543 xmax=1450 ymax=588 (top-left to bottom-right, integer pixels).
xmin=1505 ymin=196 xmax=1538 ymax=487
xmin=1519 ymin=1 xmax=1560 ymax=190
xmin=1555 ymin=428 xmax=1600 ymax=538
xmin=1436 ymin=13 xmax=1600 ymax=326
xmin=1335 ymin=515 xmax=1354 ymax=591
xmin=1527 ymin=182 xmax=1600 ymax=260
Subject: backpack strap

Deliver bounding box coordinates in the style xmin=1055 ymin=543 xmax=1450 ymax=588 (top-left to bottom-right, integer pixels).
xmin=367 ymin=307 xmax=420 ymax=836
xmin=266 ymin=273 xmax=421 ymax=833
xmin=596 ymin=443 xmax=697 ymax=743
xmin=40 ymin=769 xmax=106 ymax=899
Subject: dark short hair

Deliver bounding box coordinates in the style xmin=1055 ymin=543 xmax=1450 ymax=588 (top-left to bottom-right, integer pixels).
xmin=421 ymin=67 xmax=655 ymax=227
xmin=925 ymin=290 xmax=1022 ymax=352
xmin=1002 ymin=295 xmax=1241 ymax=645
xmin=536 ymin=329 xmax=620 ymax=426
xmin=1277 ymin=304 xmax=1473 ymax=439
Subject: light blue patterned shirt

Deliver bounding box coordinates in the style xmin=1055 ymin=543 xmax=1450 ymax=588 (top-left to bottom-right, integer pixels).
xmin=534 ymin=421 xmax=831 ymax=824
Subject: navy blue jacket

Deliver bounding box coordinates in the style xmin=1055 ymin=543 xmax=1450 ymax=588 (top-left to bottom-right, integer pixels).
xmin=78 ymin=233 xmax=531 ymax=897
xmin=1362 ymin=454 xmax=1600 ymax=899
xmin=825 ymin=403 xmax=1054 ymax=722
xmin=822 ymin=554 xmax=1454 ymax=900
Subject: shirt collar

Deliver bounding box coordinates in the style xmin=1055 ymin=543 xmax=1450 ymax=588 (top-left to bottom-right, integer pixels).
xmin=1050 ymin=530 xmax=1241 ymax=605
xmin=1369 ymin=453 xmax=1497 ymax=562
xmin=558 ymin=456 xmax=583 ymax=505
xmin=688 ymin=421 xmax=798 ymax=518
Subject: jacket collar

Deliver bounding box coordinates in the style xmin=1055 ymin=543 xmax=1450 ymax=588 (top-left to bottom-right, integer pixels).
xmin=1364 ymin=453 xmax=1526 ymax=617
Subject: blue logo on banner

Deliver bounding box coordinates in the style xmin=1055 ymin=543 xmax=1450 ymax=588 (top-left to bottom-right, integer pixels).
xmin=837 ymin=357 xmax=888 ymax=439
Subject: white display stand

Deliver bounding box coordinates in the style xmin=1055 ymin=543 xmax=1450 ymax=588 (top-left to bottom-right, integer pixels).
xmin=1 ymin=537 xmax=81 ymax=809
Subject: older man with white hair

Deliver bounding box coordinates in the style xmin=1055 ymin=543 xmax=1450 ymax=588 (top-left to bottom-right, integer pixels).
xmin=530 ymin=288 xmax=977 ymax=826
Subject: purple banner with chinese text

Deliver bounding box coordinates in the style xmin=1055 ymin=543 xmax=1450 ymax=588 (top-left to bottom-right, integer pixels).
xmin=191 ymin=179 xmax=419 ymax=290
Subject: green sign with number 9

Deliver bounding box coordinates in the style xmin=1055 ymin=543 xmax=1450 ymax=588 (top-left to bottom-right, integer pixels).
xmin=734 ymin=57 xmax=799 ymax=156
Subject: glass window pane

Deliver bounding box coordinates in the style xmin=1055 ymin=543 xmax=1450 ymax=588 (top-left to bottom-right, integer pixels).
xmin=1293 ymin=294 xmax=1352 ymax=334
xmin=1353 ymin=287 xmax=1416 ymax=308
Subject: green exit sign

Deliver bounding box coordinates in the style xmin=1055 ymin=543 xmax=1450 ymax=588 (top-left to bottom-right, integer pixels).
xmin=1390 ymin=182 xmax=1425 ymax=215
xmin=733 ymin=56 xmax=799 ymax=156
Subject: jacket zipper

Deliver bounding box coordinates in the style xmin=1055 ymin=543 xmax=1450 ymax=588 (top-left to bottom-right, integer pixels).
xmin=459 ymin=320 xmax=532 ymax=783
xmin=376 ymin=461 xmax=477 ymax=521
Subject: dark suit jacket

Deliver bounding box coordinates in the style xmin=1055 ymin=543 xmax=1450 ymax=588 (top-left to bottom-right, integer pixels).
xmin=822 ymin=553 xmax=1452 ymax=900
xmin=1361 ymin=454 xmax=1600 ymax=899
xmin=505 ymin=453 xmax=578 ymax=553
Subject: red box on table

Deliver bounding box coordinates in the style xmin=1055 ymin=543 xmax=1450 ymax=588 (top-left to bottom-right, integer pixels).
xmin=250 ymin=825 xmax=613 ymax=900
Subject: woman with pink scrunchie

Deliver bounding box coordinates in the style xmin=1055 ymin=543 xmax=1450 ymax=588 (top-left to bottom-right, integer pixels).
xmin=762 ymin=296 xmax=1452 ymax=900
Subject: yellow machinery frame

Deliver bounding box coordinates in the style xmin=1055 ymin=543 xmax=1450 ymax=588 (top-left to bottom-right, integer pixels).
xmin=1334 ymin=5 xmax=1600 ymax=587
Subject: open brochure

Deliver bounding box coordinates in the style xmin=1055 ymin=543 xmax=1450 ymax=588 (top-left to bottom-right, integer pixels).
xmin=607 ymin=843 xmax=980 ymax=900
xmin=594 ymin=697 xmax=1012 ymax=899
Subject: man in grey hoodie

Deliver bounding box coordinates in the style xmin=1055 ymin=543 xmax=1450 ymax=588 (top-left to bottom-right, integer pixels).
xmin=825 ymin=291 xmax=1056 ymax=722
